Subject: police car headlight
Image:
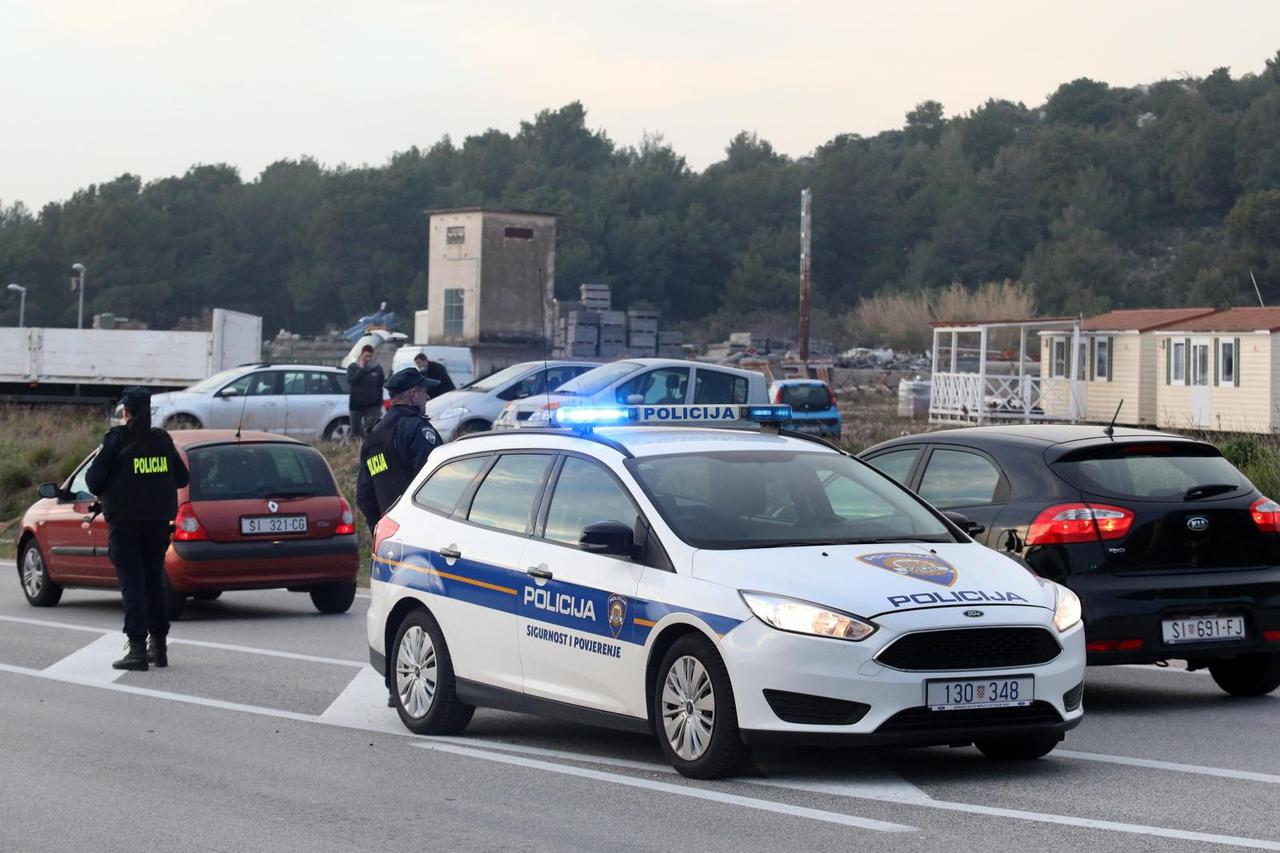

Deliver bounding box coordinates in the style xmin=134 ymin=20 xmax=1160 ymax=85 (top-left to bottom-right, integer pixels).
xmin=1053 ymin=584 xmax=1082 ymax=632
xmin=739 ymin=591 xmax=876 ymax=642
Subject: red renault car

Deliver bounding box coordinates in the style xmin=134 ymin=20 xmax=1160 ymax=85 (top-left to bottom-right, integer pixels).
xmin=16 ymin=430 xmax=359 ymax=618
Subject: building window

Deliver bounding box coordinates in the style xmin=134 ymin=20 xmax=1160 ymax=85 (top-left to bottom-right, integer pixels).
xmin=1191 ymin=341 xmax=1210 ymax=387
xmin=443 ymin=289 xmax=464 ymax=337
xmin=1170 ymin=340 xmax=1186 ymax=385
xmin=1051 ymin=337 xmax=1068 ymax=379
xmin=1219 ymin=339 xmax=1236 ymax=385
xmin=504 ymin=227 xmax=534 ymax=240
xmin=1094 ymin=337 xmax=1110 ymax=381
xmin=446 ymin=226 xmax=465 ymax=245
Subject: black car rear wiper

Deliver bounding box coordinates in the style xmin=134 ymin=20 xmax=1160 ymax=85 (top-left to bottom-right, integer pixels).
xmin=1184 ymin=483 xmax=1238 ymax=501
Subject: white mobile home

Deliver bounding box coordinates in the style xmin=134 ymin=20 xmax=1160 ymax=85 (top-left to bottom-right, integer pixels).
xmin=1040 ymin=308 xmax=1216 ymax=425
xmin=1154 ymin=307 xmax=1280 ymax=433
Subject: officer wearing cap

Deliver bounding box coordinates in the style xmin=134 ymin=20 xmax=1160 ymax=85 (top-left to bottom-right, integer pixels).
xmin=356 ymin=369 xmax=443 ymax=707
xmin=356 ymin=368 xmax=442 ymax=532
xmin=85 ymin=387 xmax=189 ymax=671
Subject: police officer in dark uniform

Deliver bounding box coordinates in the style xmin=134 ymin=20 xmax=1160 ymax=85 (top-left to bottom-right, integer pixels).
xmin=85 ymin=387 xmax=189 ymax=671
xmin=355 ymin=367 xmax=442 ymax=532
xmin=356 ymin=368 xmax=441 ymax=706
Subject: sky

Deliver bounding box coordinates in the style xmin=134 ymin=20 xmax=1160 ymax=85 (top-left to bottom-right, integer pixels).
xmin=1 ymin=0 xmax=1277 ymax=210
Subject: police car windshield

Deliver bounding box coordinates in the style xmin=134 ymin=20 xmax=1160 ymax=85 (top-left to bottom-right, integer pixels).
xmin=629 ymin=450 xmax=954 ymax=550
xmin=554 ymin=361 xmax=642 ymax=396
xmin=186 ymin=367 xmax=251 ymax=395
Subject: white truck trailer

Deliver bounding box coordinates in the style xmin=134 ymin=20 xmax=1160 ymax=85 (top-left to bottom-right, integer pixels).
xmin=0 ymin=308 xmax=261 ymax=396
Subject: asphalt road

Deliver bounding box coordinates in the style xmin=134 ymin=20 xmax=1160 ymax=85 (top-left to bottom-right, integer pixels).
xmin=2 ymin=563 xmax=1279 ymax=853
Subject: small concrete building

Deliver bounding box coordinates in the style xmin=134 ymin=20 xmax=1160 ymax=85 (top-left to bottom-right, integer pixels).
xmin=1155 ymin=307 xmax=1280 ymax=433
xmin=1039 ymin=308 xmax=1216 ymax=426
xmin=426 ymin=208 xmax=556 ymax=371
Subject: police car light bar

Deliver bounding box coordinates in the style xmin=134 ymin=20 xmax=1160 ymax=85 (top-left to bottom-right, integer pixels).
xmin=550 ymin=404 xmax=793 ymax=429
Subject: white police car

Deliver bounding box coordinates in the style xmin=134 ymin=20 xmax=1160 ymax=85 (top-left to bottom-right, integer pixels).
xmin=366 ymin=405 xmax=1086 ymax=778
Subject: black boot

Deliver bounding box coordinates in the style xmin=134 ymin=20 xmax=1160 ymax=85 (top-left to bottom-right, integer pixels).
xmin=112 ymin=638 xmax=148 ymax=671
xmin=147 ymin=634 xmax=168 ymax=668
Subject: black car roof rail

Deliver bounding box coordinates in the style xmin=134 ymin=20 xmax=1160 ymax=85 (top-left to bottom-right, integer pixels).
xmin=453 ymin=427 xmax=636 ymax=459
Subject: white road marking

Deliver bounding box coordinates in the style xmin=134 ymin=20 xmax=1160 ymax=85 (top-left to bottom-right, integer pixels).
xmin=318 ymin=665 xmax=404 ymax=734
xmin=1115 ymin=663 xmax=1209 ymax=676
xmin=1058 ymin=750 xmax=1280 ymax=785
xmin=747 ymin=770 xmax=936 ymax=805
xmin=0 ymin=613 xmax=365 ymax=667
xmin=418 ymin=740 xmax=917 ymax=834
xmin=424 ymin=736 xmax=676 ymax=774
xmin=41 ymin=633 xmax=129 ymax=684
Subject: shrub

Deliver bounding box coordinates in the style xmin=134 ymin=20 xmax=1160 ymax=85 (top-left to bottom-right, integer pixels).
xmin=847 ymin=280 xmax=1036 ymax=351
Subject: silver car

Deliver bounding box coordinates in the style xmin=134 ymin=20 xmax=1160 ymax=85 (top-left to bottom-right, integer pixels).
xmin=120 ymin=364 xmax=359 ymax=441
xmin=424 ymin=360 xmax=597 ymax=440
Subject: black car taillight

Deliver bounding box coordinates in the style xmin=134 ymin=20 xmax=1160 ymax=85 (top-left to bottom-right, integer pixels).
xmin=1250 ymin=497 xmax=1280 ymax=533
xmin=1026 ymin=503 xmax=1133 ymax=546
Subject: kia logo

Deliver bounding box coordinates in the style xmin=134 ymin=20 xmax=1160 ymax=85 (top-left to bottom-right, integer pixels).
xmin=1186 ymin=516 xmax=1209 ymax=533
xmin=964 ymin=609 xmax=984 ymax=618
xmin=267 ymin=500 xmax=279 ymax=513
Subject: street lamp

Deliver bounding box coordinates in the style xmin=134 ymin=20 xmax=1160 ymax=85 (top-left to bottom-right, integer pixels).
xmin=71 ymin=262 xmax=86 ymax=329
xmin=6 ymin=283 xmax=25 ymax=328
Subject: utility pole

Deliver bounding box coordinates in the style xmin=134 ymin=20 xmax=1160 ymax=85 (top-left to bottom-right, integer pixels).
xmin=71 ymin=262 xmax=86 ymax=329
xmin=797 ymin=188 xmax=813 ymax=372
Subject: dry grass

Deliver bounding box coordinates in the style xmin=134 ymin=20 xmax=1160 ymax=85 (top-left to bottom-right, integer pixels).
xmin=847 ymin=280 xmax=1036 ymax=351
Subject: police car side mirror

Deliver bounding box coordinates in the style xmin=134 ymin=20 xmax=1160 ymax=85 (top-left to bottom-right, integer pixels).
xmin=579 ymin=520 xmax=636 ymax=558
xmin=943 ymin=510 xmax=984 ymax=538
xmin=37 ymin=482 xmax=60 ymax=500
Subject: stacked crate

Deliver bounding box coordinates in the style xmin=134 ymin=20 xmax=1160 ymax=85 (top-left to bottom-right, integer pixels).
xmin=561 ymin=306 xmax=599 ymax=358
xmin=579 ymin=283 xmax=612 ymax=312
xmin=599 ymin=309 xmax=627 ymax=358
xmin=627 ymin=310 xmax=659 ymax=356
xmin=658 ymin=330 xmax=685 ymax=358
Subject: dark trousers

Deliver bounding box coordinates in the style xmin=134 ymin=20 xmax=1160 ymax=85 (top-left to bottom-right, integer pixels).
xmin=350 ymin=404 xmax=382 ymax=439
xmin=108 ymin=522 xmax=172 ymax=641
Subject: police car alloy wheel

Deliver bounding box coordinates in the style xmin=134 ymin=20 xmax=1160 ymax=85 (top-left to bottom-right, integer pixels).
xmin=20 ymin=542 xmax=62 ymax=607
xmin=654 ymin=635 xmax=747 ymax=779
xmin=392 ymin=609 xmax=475 ymax=735
xmin=1208 ymin=653 xmax=1280 ymax=697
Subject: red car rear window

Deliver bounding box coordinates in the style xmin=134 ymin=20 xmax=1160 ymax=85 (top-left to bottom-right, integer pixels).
xmin=188 ymin=443 xmax=337 ymax=501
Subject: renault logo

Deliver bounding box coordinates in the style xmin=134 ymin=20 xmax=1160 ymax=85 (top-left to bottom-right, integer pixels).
xmin=1187 ymin=516 xmax=1209 ymax=533
xmin=267 ymin=500 xmax=279 ymax=513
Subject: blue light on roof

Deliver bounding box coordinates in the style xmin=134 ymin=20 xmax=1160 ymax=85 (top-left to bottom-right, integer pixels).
xmin=551 ymin=406 xmax=634 ymax=427
xmin=745 ymin=405 xmax=793 ymax=423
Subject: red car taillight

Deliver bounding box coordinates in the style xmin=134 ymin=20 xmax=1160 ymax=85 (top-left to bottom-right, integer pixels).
xmin=1250 ymin=497 xmax=1280 ymax=533
xmin=372 ymin=516 xmax=400 ymax=554
xmin=1026 ymin=503 xmax=1133 ymax=546
xmin=828 ymin=387 xmax=838 ymax=407
xmin=173 ymin=502 xmax=208 ymax=541
xmin=773 ymin=389 xmax=784 ymax=404
xmin=336 ymin=497 xmax=356 ymax=535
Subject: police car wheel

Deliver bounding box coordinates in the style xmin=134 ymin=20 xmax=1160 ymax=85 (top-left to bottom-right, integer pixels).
xmin=653 ymin=635 xmax=747 ymax=779
xmin=19 ymin=541 xmax=62 ymax=607
xmin=310 ymin=581 xmax=356 ymax=614
xmin=1209 ymin=653 xmax=1280 ymax=697
xmin=974 ymin=732 xmax=1061 ymax=761
xmin=393 ymin=609 xmax=474 ymax=735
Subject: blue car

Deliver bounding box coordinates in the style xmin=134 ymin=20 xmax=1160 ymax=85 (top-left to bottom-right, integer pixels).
xmin=769 ymin=379 xmax=842 ymax=439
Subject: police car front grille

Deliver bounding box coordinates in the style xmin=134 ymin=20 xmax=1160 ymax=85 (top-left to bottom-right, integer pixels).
xmin=763 ymin=690 xmax=870 ymax=725
xmin=876 ymin=701 xmax=1063 ymax=734
xmin=876 ymin=627 xmax=1061 ymax=671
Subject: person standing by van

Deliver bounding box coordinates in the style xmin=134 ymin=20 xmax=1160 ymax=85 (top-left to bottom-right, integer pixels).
xmin=86 ymin=387 xmax=189 ymax=671
xmin=347 ymin=345 xmax=386 ymax=439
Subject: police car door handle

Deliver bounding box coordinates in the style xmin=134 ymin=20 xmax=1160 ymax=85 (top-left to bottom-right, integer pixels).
xmin=440 ymin=546 xmax=462 ymax=561
xmin=526 ymin=565 xmax=553 ymax=580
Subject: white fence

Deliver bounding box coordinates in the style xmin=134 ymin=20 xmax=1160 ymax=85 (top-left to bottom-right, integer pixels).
xmin=929 ymin=371 xmax=1064 ymax=423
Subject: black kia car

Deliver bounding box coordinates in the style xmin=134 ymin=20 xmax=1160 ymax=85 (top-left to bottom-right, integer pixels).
xmin=861 ymin=425 xmax=1280 ymax=697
